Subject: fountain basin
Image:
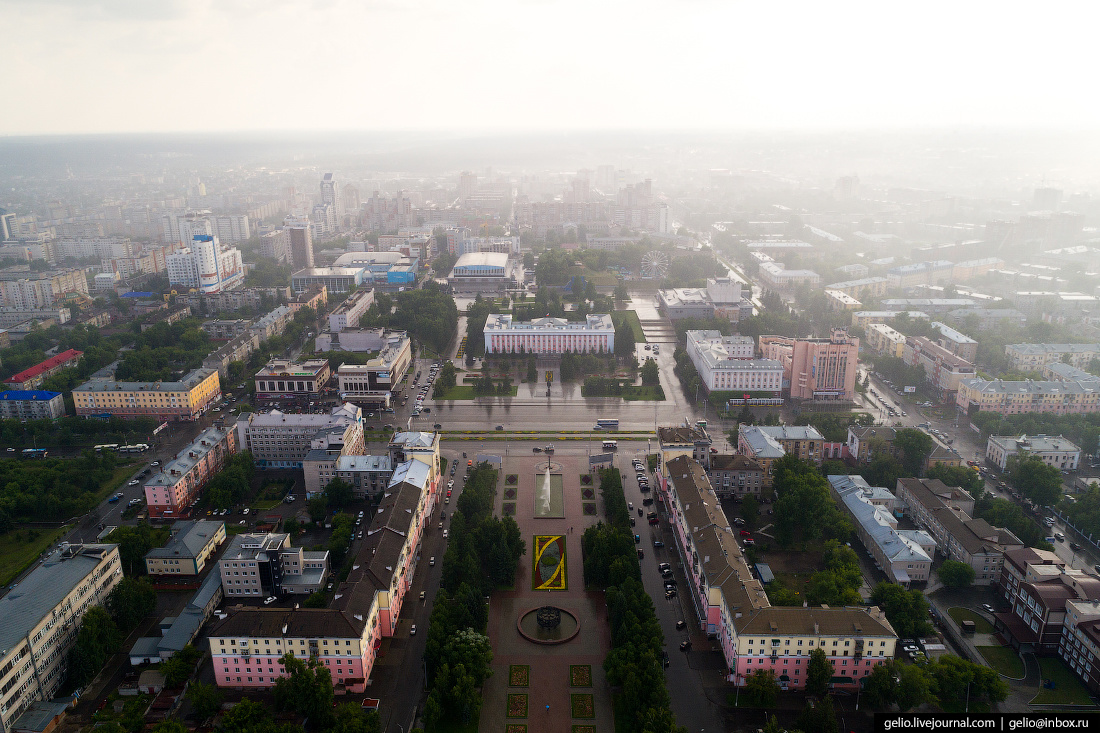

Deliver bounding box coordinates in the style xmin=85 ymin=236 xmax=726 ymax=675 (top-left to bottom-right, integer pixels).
xmin=517 ymin=605 xmax=580 ymax=645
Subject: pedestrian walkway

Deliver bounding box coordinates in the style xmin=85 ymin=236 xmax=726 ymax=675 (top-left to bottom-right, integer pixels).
xmin=479 ymin=454 xmax=613 ymax=733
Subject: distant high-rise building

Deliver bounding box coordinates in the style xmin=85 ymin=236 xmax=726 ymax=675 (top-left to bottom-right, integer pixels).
xmin=1034 ymin=187 xmax=1063 ymax=212
xmin=258 ymin=229 xmax=289 ymax=263
xmin=166 ymin=234 xmax=245 ymax=294
xmin=0 ymin=208 xmax=16 ymax=241
xmin=285 ymin=216 xmax=314 ymax=269
xmin=320 ymin=173 xmax=344 ymax=220
xmin=343 ymin=185 xmax=361 ymax=217
xmin=596 ymin=165 xmax=616 ymax=191
xmin=459 ymin=171 xmax=477 ymax=201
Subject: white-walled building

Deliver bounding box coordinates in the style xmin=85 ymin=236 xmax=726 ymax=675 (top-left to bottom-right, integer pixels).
xmin=328 ymin=289 xmax=375 ymax=333
xmin=986 ymin=435 xmax=1081 ymax=472
xmin=166 ymin=235 xmax=245 ymax=294
xmin=685 ymin=330 xmax=783 ymax=395
xmin=483 ymin=314 xmax=614 ymax=354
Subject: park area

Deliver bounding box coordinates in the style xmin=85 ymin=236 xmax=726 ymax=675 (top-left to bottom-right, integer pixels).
xmin=948 ymin=607 xmax=995 ymax=634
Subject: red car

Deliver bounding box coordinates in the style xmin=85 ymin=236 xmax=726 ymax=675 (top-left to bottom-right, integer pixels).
xmin=740 ymin=530 xmax=751 ymax=537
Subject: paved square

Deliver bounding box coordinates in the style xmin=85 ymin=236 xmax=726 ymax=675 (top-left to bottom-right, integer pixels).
xmin=532 ymin=472 xmax=564 ymax=518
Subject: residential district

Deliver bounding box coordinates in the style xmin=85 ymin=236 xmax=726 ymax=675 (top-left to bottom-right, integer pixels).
xmin=3 ymin=161 xmax=1100 ymax=733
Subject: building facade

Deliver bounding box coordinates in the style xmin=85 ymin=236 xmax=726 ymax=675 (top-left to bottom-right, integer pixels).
xmin=335 ymin=334 xmax=412 ymax=408
xmin=865 ymin=324 xmax=907 ymax=357
xmin=328 ymin=290 xmax=375 ymax=333
xmin=986 ymin=435 xmax=1081 ymax=472
xmin=685 ymin=331 xmax=782 ymax=395
xmin=0 ymin=390 xmax=66 ymax=420
xmin=902 ymin=336 xmax=977 ymax=394
xmin=956 ymin=378 xmax=1100 ymax=417
xmin=759 ymin=330 xmax=859 ymax=402
xmin=144 ymin=520 xmax=227 ymax=576
xmin=706 ymin=454 xmax=765 ymax=499
xmin=235 ymin=404 xmax=364 ymax=469
xmin=483 ymin=314 xmax=614 ymax=355
xmin=254 ymin=359 xmax=332 ymax=399
xmin=166 ymin=235 xmax=245 ymax=294
xmin=74 ymin=367 xmax=221 ymax=422
xmin=219 ymin=532 xmax=329 ymax=598
xmin=4 ymin=349 xmax=82 ymax=390
xmin=143 ymin=426 xmax=239 ymax=519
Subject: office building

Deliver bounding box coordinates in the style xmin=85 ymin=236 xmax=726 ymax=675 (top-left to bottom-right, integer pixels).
xmin=285 ymin=216 xmax=314 ymax=270
xmin=258 ymin=229 xmax=289 ymax=263
xmin=956 ymin=378 xmax=1100 ymax=417
xmin=74 ymin=367 xmax=221 ymax=422
xmin=865 ymin=324 xmax=907 ymax=357
xmin=0 ymin=390 xmax=66 ymax=420
xmin=235 ymin=403 xmax=364 ymax=469
xmin=448 ymin=252 xmax=516 ymax=292
xmin=985 ymin=435 xmax=1081 ymax=472
xmin=335 ymin=334 xmax=412 ymax=408
xmin=902 ymin=337 xmax=977 ymax=394
xmin=143 ymin=426 xmax=238 ymax=519
xmin=998 ymin=547 xmax=1100 ymax=656
xmin=0 ymin=544 xmax=123 ymax=732
xmin=329 ymin=290 xmax=375 ymax=333
xmin=685 ymin=331 xmax=782 ymax=396
xmin=656 ymin=456 xmax=897 ymax=689
xmin=4 ymin=349 xmax=82 ymax=390
xmin=895 ymin=478 xmax=1022 ymax=585
xmin=483 ymin=314 xmax=614 ymax=355
xmin=165 ymin=235 xmax=245 ymax=294
xmin=144 ymin=520 xmax=227 ymax=576
xmin=759 ymin=330 xmax=859 ymax=402
xmin=254 ymin=359 xmax=332 ymax=398
xmin=219 ymin=532 xmax=329 ymax=598
xmin=829 ymin=475 xmax=933 ymax=587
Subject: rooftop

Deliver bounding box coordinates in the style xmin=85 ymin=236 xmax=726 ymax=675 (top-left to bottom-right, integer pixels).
xmin=145 ymin=426 xmax=233 ymax=488
xmin=931 ymin=321 xmax=977 ymax=345
xmin=255 ymin=359 xmax=330 ymax=379
xmin=453 ymin=252 xmax=510 ymax=268
xmin=959 ymin=377 xmax=1100 ymax=396
xmin=336 ymin=454 xmax=392 ymax=472
xmin=657 ymin=425 xmax=710 ymax=445
xmin=484 ymin=314 xmax=614 ymax=332
xmin=6 ymin=348 xmax=83 ymax=383
xmin=145 ymin=520 xmax=225 ymax=560
xmin=74 ymin=366 xmax=216 ymax=394
xmin=989 ymin=435 xmax=1081 ymax=453
xmin=0 ymin=390 xmax=62 ymax=402
xmin=738 ymin=425 xmax=785 ymax=459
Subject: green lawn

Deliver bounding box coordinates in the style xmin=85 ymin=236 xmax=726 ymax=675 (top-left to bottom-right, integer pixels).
xmin=621 ymin=385 xmax=665 ymax=401
xmin=434 ymin=385 xmax=519 ymax=400
xmin=253 ymin=499 xmax=282 ymax=511
xmin=0 ymin=524 xmax=73 ymax=587
xmin=948 ymin=607 xmax=995 ymax=634
xmin=1033 ymin=658 xmax=1097 ymax=706
xmin=612 ymin=310 xmax=647 ymax=342
xmin=977 ymin=646 xmax=1024 ymax=678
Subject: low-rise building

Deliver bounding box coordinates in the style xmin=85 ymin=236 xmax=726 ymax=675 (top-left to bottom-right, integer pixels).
xmin=483 ymin=314 xmax=614 ymax=355
xmin=851 ymin=310 xmax=930 ymax=328
xmin=1041 ymin=362 xmax=1100 ymax=383
xmin=902 ymin=336 xmax=977 ymax=394
xmin=758 ymin=262 xmax=821 ymax=290
xmin=706 ymin=454 xmax=765 ymax=499
xmin=997 ymin=547 xmax=1089 ymax=655
xmin=288 ymin=285 xmax=328 ymax=313
xmin=1006 ymin=343 xmax=1100 ymax=372
xmin=144 ymin=426 xmax=239 ymax=519
xmin=203 ymin=332 xmax=261 ymax=379
xmin=74 ymin=367 xmax=221 ymax=422
xmin=737 ymin=426 xmax=786 ymax=486
xmin=447 ymin=252 xmax=517 ymax=292
xmin=334 ymin=455 xmax=394 ymax=498
xmin=0 ymin=544 xmax=123 ymax=732
xmin=144 ymin=520 xmax=227 ymax=576
xmin=846 ymin=426 xmax=901 ymax=464
xmin=825 ymin=290 xmax=862 ymax=311
xmin=202 ymin=318 xmax=253 ymax=340
xmin=895 ymin=477 xmax=1021 ymax=585
xmin=657 ymin=288 xmax=714 ymax=320
xmin=218 ymin=532 xmax=329 ymax=598
xmin=254 ymin=359 xmax=332 ymax=399
xmin=0 ymin=390 xmax=66 ymax=420
xmin=930 ymin=322 xmax=978 ymax=362
xmin=291 ymin=267 xmax=367 ymax=295
xmin=685 ymin=330 xmax=782 ymax=396
xmin=986 ymin=435 xmax=1081 ymax=472
xmin=302 ymin=423 xmax=369 ymax=497
xmin=825 ymin=277 xmax=889 ymax=299
xmin=740 ymin=424 xmax=825 ymax=470
xmin=4 ymin=348 xmax=82 ymax=390
xmin=235 ymin=403 xmax=364 ymax=470
xmin=829 ymin=475 xmax=933 ymax=587
xmin=956 ymin=378 xmax=1100 ymax=417
xmin=250 ymin=306 xmax=294 ymax=341
xmin=657 ymin=425 xmax=713 ymax=470
xmin=880 ymin=298 xmax=977 ymax=313
xmin=334 ymin=332 xmax=412 ymax=408
xmin=865 ymin=324 xmax=907 ymax=357
xmin=328 ymin=289 xmax=375 ymax=333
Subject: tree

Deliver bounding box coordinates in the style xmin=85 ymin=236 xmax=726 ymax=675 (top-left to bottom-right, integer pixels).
xmin=186 ymin=681 xmax=224 ymax=723
xmin=107 ymin=576 xmax=157 ymax=632
xmin=862 ymin=660 xmax=900 ymax=709
xmin=67 ymin=607 xmax=120 ymax=689
xmin=640 ymin=358 xmax=659 ymax=386
xmin=274 ymin=653 xmax=335 ymax=727
xmin=106 ymin=522 xmax=164 ymax=576
xmin=926 ymin=464 xmax=984 ymax=495
xmin=332 ymin=703 xmax=381 ymax=733
xmin=303 ymin=591 xmax=328 ymax=608
xmin=938 ymin=559 xmax=976 ymax=588
xmin=741 ymin=496 xmax=759 ymax=528
xmin=614 ymin=282 xmax=629 ymax=302
xmin=219 ymin=699 xmax=273 ymax=733
xmin=436 ymin=362 xmax=457 ymax=392
xmin=896 ymin=660 xmax=934 ymax=711
xmin=308 ymin=494 xmax=328 ymax=524
xmin=894 ymin=428 xmax=934 ymax=476
xmin=797 ymin=697 xmax=838 ymax=733
xmin=805 ymin=648 xmax=833 ymax=696
xmin=325 ymin=478 xmax=355 ymax=509
xmin=744 ymin=669 xmax=780 ymax=708
xmin=614 ymin=316 xmax=636 ymax=357
xmin=1011 ymin=455 xmax=1063 ymax=507
xmin=870 ymin=582 xmax=934 ymax=638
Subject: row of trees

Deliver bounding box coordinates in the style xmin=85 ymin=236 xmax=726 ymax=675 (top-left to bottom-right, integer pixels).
xmin=67 ymin=577 xmax=157 ymax=690
xmin=359 ymin=284 xmax=459 ymax=355
xmin=976 ymin=495 xmax=1053 ymax=549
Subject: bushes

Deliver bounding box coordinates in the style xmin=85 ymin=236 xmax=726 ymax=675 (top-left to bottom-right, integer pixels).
xmin=0 ymin=451 xmax=123 ymax=522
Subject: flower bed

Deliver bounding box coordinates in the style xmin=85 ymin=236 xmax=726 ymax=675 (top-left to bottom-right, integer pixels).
xmin=570 ymin=665 xmax=592 ymax=687
xmin=572 ymin=726 xmax=597 ymax=733
xmin=507 ymin=694 xmax=529 ymax=718
xmin=582 ymin=503 xmax=597 ymax=516
xmin=502 ymin=503 xmax=516 ymax=516
xmin=509 ymin=665 xmax=530 ymax=686
xmin=506 ymin=474 xmax=519 ymax=485
xmin=507 ymin=726 xmax=528 ymax=733
xmin=580 ymin=474 xmax=593 ymax=485
xmin=532 ymin=534 xmax=567 ymax=591
xmin=581 ymin=488 xmax=594 ymax=500
xmin=570 ymin=693 xmax=595 ymax=719
xmin=505 ymin=488 xmax=517 ymax=499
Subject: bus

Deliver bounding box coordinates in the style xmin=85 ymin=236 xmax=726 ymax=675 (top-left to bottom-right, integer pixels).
xmin=695 ymin=420 xmax=707 ymax=429
xmin=94 ymin=444 xmax=120 ymax=453
xmin=21 ymin=448 xmax=48 ymax=459
xmin=119 ymin=444 xmax=150 ymax=453
xmin=602 ymin=440 xmax=618 ymax=450
xmin=593 ymin=419 xmax=619 ymax=430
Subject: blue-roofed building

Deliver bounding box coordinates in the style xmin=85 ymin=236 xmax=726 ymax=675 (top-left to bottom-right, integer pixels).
xmin=0 ymin=544 xmax=122 ymax=731
xmin=0 ymin=390 xmax=65 ymax=420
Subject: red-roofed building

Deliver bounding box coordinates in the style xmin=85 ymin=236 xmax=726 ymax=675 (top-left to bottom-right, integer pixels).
xmin=4 ymin=349 xmax=83 ymax=390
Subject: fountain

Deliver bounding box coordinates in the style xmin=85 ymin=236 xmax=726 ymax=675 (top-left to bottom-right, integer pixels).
xmin=537 ymin=463 xmax=552 ymax=515
xmin=517 ymin=605 xmax=580 ymax=645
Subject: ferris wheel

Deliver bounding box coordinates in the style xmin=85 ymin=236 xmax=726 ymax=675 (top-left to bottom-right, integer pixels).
xmin=641 ymin=250 xmax=669 ymax=279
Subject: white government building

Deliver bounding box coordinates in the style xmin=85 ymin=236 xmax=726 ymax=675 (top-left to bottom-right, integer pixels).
xmin=685 ymin=330 xmax=784 ymax=393
xmin=483 ymin=314 xmax=615 ymax=354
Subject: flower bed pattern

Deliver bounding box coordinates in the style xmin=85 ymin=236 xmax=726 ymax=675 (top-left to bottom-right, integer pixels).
xmin=502 ymin=503 xmax=516 ymax=516
xmin=582 ymin=503 xmax=597 ymax=515
xmin=573 ymin=726 xmax=597 ymax=733
xmin=532 ymin=534 xmax=567 ymax=590
xmin=507 ymin=694 xmax=529 ymax=718
xmin=507 ymin=726 xmax=528 ymax=733
xmin=580 ymin=474 xmax=593 ymax=485
xmin=570 ymin=693 xmax=595 ymax=719
xmin=509 ymin=665 xmax=530 ymax=687
xmin=570 ymin=665 xmax=592 ymax=687
xmin=504 ymin=488 xmax=517 ymax=499
xmin=581 ymin=488 xmax=594 ymax=500
xmin=506 ymin=474 xmax=519 ymax=485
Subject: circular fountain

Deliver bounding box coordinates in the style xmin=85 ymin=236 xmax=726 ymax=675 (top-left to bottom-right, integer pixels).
xmin=517 ymin=605 xmax=580 ymax=645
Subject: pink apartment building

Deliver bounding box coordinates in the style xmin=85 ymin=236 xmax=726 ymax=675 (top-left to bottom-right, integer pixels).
xmin=759 ymin=329 xmax=859 ymax=402
xmin=144 ymin=426 xmax=238 ymax=519
xmin=209 ymin=454 xmax=434 ymax=692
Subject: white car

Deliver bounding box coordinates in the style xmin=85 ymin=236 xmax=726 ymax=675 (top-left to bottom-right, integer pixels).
xmin=410 ymin=624 xmax=417 ymax=635
xmin=264 ymin=596 xmax=276 ymax=605
xmin=128 ymin=480 xmax=139 ymax=486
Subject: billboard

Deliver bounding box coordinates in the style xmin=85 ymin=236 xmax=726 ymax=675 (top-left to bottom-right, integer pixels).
xmin=904 ymin=386 xmax=917 ymax=393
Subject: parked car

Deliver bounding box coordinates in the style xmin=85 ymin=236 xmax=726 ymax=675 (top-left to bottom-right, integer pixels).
xmin=410 ymin=625 xmax=417 ymax=635
xmin=653 ymin=540 xmax=664 ymax=548
xmin=676 ymin=620 xmax=687 ymax=630
xmin=429 ymin=556 xmax=436 ymax=566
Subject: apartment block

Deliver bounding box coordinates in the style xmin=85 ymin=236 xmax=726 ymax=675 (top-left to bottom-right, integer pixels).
xmin=825 ymin=290 xmax=862 ymax=311
xmin=824 ymin=277 xmax=889 ymax=299
xmin=334 ymin=455 xmax=394 ymax=498
xmin=254 ymin=359 xmax=332 ymax=398
xmin=902 ymin=336 xmax=977 ymax=394
xmin=145 ymin=520 xmax=227 ymax=576
xmin=865 ymin=323 xmax=906 ymax=358
xmin=166 ymin=235 xmax=245 ymax=294
xmin=930 ymin=322 xmax=978 ymax=362
xmin=739 ymin=424 xmax=825 ymax=474
xmin=758 ymin=262 xmax=821 ymax=290
xmin=759 ymin=330 xmax=859 ymax=402
xmin=986 ymin=435 xmax=1080 ymax=472
xmin=249 ymin=306 xmax=293 ymax=341
xmin=1059 ymin=598 xmax=1100 ymax=693
xmin=706 ymin=454 xmax=765 ymax=499
xmin=0 ymin=390 xmax=66 ymax=420
xmin=258 ymin=229 xmax=289 ymax=263
xmin=657 ymin=425 xmax=713 ymax=470
xmin=956 ymin=378 xmax=1100 ymax=417
xmin=846 ymin=426 xmax=902 ymax=464
xmin=895 ymin=478 xmax=1021 ymax=585
xmin=328 ymin=289 xmax=375 ymax=333
xmin=851 ymin=310 xmax=929 ymax=328
xmin=218 ymin=532 xmax=328 ymax=598
xmin=0 ymin=307 xmax=71 ymax=328
xmin=0 ymin=545 xmax=123 ymax=732
xmin=74 ymin=367 xmax=221 ymax=422
xmin=4 ymin=349 xmax=82 ymax=390
xmin=0 ymin=268 xmax=89 ymax=309
xmin=235 ymin=403 xmax=364 ymax=469
xmin=1006 ymin=344 xmax=1100 ymax=372
xmin=143 ymin=426 xmax=239 ymax=519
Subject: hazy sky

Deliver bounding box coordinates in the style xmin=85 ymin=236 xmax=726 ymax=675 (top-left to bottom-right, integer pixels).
xmin=3 ymin=0 xmax=1098 ymax=136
